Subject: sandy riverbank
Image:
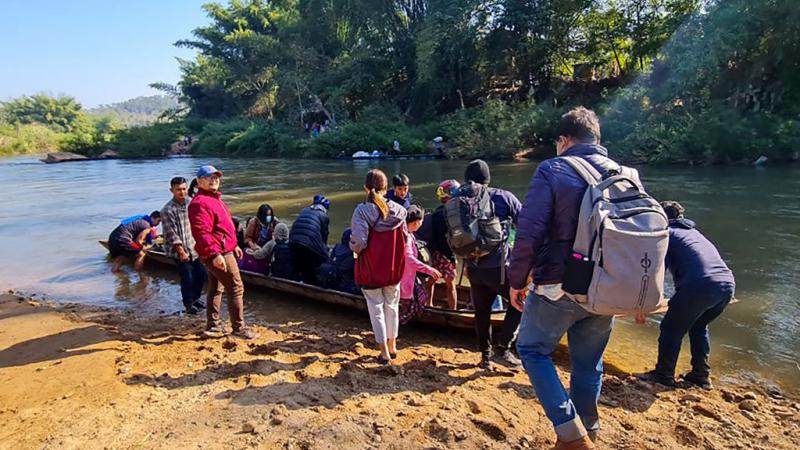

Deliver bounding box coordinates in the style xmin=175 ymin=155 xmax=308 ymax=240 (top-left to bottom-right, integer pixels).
xmin=0 ymin=292 xmax=797 ymax=449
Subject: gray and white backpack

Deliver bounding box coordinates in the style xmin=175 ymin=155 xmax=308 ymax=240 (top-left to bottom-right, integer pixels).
xmin=560 ymin=156 xmax=669 ymax=316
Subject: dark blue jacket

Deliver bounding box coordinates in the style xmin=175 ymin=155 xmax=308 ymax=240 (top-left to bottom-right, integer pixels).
xmin=666 ymin=218 xmax=735 ymax=290
xmin=289 ymin=205 xmax=330 ymax=258
xmin=466 ymin=187 xmax=522 ymax=269
xmin=386 ymin=189 xmax=413 ymax=209
xmin=270 ymin=241 xmax=293 ymax=279
xmin=508 ymin=144 xmax=621 ymax=288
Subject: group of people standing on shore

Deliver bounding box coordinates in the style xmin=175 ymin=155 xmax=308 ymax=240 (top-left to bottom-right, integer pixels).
xmin=107 ymin=106 xmax=736 ymax=450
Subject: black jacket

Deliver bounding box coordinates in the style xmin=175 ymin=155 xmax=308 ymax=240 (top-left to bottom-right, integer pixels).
xmin=289 ymin=205 xmax=330 ymax=258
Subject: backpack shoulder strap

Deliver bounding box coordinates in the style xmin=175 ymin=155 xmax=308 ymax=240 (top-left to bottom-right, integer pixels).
xmin=560 ymin=156 xmax=602 ymax=186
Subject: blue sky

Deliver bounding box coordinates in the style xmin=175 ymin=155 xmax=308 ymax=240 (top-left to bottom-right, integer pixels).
xmin=0 ymin=0 xmax=209 ymax=107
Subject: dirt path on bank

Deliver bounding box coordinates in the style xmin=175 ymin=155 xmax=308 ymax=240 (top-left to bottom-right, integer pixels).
xmin=0 ymin=293 xmax=798 ymax=450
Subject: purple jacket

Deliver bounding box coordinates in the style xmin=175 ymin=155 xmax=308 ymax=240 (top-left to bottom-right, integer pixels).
xmin=507 ymin=144 xmax=621 ymax=289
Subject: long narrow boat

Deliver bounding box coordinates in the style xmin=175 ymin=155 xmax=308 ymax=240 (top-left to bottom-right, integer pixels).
xmin=100 ymin=241 xmax=506 ymax=330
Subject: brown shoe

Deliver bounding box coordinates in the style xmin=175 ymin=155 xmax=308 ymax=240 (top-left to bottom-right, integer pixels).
xmin=231 ymin=327 xmax=258 ymax=340
xmin=552 ymin=435 xmax=596 ymax=450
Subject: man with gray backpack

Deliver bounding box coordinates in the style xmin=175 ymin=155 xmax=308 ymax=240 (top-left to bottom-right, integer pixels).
xmin=445 ymin=159 xmax=523 ymax=370
xmin=507 ymin=107 xmax=668 ymax=450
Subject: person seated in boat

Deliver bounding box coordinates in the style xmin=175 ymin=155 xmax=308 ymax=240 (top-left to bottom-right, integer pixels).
xmin=400 ymin=205 xmax=441 ymax=325
xmin=108 ymin=211 xmax=161 ymax=272
xmin=318 ymin=228 xmax=359 ymax=295
xmin=386 ymin=173 xmax=413 ymax=209
xmin=637 ymin=201 xmax=736 ymax=390
xmin=242 ymin=223 xmax=290 ymax=275
xmin=268 ymin=223 xmax=294 ymax=279
xmin=289 ymin=195 xmax=331 ymax=284
xmin=244 ymin=203 xmax=280 ymax=250
xmin=421 ymin=179 xmax=461 ymax=310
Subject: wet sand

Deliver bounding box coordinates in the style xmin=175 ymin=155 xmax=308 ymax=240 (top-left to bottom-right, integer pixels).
xmin=0 ymin=292 xmax=798 ymax=450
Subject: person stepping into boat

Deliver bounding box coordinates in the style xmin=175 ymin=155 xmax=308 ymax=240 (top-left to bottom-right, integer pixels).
xmin=161 ymin=176 xmax=207 ymax=315
xmin=188 ymin=165 xmax=257 ymax=340
xmin=637 ymin=201 xmax=736 ymax=390
xmin=350 ymin=169 xmax=408 ymax=364
xmin=451 ymin=160 xmax=523 ymax=370
xmin=400 ymin=205 xmax=441 ymax=325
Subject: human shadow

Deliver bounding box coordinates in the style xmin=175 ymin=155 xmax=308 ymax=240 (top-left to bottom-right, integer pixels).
xmin=0 ymin=325 xmax=112 ymax=368
xmin=497 ymin=376 xmax=659 ymax=414
xmin=216 ymin=356 xmax=512 ymax=411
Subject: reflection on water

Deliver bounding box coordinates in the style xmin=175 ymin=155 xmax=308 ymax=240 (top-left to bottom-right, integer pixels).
xmin=0 ymin=156 xmax=798 ymax=391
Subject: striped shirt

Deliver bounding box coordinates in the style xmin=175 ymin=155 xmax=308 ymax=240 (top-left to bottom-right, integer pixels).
xmin=161 ymin=198 xmax=198 ymax=260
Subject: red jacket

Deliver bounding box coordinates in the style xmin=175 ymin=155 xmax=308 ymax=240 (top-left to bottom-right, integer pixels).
xmin=188 ymin=188 xmax=238 ymax=260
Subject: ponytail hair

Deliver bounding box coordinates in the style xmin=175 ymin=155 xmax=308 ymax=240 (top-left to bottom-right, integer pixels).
xmin=364 ymin=169 xmax=389 ymax=220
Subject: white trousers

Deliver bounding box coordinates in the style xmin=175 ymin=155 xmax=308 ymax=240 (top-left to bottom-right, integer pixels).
xmin=362 ymin=284 xmax=401 ymax=344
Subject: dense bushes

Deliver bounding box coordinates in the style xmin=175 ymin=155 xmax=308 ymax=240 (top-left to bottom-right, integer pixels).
xmin=112 ymin=122 xmax=187 ymax=157
xmin=0 ymin=123 xmax=64 ymax=156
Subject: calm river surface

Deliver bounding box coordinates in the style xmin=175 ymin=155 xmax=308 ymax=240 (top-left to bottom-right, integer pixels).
xmin=0 ymin=155 xmax=798 ymax=391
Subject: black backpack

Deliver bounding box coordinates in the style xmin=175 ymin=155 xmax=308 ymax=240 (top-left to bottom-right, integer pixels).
xmin=444 ymin=181 xmax=503 ymax=261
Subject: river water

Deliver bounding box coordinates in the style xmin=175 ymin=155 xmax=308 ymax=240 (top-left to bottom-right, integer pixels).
xmin=0 ymin=155 xmax=797 ymax=391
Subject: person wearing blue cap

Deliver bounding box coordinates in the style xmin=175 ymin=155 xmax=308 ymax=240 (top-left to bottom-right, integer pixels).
xmin=288 ymin=195 xmax=331 ymax=284
xmin=188 ymin=164 xmax=257 ymax=340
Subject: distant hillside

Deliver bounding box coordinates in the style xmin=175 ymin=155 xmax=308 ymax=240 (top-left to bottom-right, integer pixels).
xmin=87 ymin=95 xmax=181 ymax=127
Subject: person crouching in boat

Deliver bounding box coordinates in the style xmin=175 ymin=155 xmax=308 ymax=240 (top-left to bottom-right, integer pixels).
xmin=350 ymin=169 xmax=408 ymax=364
xmin=161 ymin=176 xmax=207 ymax=315
xmin=637 ymin=201 xmax=736 ymax=390
xmin=108 ymin=211 xmax=161 ymax=272
xmin=188 ymin=165 xmax=257 ymax=340
xmin=399 ymin=205 xmax=441 ymax=325
xmin=289 ymin=195 xmax=331 ymax=285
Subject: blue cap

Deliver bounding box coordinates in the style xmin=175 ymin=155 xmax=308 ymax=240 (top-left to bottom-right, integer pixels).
xmin=313 ymin=194 xmax=330 ymax=210
xmin=196 ymin=165 xmax=222 ymax=178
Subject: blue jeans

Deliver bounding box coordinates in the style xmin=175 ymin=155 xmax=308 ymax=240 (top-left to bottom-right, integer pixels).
xmin=177 ymin=258 xmax=207 ymax=307
xmin=516 ymin=292 xmax=614 ymax=441
xmin=657 ymin=280 xmax=734 ymax=377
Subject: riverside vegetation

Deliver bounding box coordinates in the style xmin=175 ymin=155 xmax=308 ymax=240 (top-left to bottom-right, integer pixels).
xmin=2 ymin=0 xmax=798 ymax=163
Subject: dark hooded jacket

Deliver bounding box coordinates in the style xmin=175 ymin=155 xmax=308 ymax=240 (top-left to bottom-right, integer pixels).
xmin=289 ymin=204 xmax=330 ymax=258
xmin=666 ymin=218 xmax=735 ymax=290
xmin=507 ymin=143 xmax=623 ymax=288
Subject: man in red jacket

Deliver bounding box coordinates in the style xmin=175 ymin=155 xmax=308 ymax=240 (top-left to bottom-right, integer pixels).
xmin=188 ymin=165 xmax=256 ymax=339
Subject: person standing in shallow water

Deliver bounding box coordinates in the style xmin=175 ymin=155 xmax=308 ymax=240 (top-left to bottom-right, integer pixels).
xmin=350 ymin=169 xmax=408 ymax=364
xmin=188 ymin=165 xmax=257 ymax=340
xmin=161 ymin=176 xmax=207 ymax=315
xmin=637 ymin=201 xmax=736 ymax=390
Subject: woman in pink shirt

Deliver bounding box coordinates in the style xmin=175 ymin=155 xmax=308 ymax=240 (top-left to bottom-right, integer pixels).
xmin=400 ymin=205 xmax=441 ymax=325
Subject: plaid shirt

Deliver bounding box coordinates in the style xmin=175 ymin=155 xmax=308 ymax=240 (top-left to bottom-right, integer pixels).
xmin=161 ymin=198 xmax=198 ymax=261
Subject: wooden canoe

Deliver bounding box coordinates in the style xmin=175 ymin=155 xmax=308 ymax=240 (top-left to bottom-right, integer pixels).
xmin=99 ymin=241 xmax=506 ymax=329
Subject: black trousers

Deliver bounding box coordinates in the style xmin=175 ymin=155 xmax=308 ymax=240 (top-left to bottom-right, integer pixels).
xmin=467 ymin=266 xmax=522 ymax=356
xmin=290 ymin=243 xmax=327 ymax=285
xmin=176 ymin=258 xmax=207 ymax=307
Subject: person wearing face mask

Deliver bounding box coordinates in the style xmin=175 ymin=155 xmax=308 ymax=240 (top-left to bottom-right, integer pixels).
xmin=244 ymin=203 xmax=280 ymax=250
